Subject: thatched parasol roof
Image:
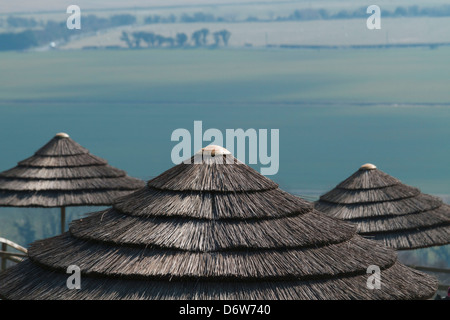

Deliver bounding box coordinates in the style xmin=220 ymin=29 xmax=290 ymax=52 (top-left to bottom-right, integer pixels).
xmin=0 ymin=133 xmax=145 ymax=233
xmin=0 ymin=133 xmax=145 ymax=207
xmin=0 ymin=148 xmax=437 ymax=300
xmin=315 ymin=164 xmax=450 ymax=250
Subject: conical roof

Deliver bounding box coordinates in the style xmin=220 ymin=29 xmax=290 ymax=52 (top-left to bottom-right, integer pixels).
xmin=0 ymin=149 xmax=437 ymax=300
xmin=0 ymin=133 xmax=145 ymax=207
xmin=315 ymin=164 xmax=450 ymax=250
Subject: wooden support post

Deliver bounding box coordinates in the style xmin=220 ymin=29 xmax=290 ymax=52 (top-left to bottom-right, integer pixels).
xmin=61 ymin=206 xmax=66 ymax=233
xmin=1 ymin=243 xmax=6 ymax=271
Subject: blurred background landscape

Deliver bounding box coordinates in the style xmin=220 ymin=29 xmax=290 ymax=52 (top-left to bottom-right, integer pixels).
xmin=3 ymin=0 xmax=450 ymax=50
xmin=0 ymin=0 xmax=449 ymax=294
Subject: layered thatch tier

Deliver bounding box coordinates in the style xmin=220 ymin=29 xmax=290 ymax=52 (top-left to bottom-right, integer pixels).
xmin=315 ymin=164 xmax=450 ymax=250
xmin=0 ymin=133 xmax=145 ymax=207
xmin=0 ymin=148 xmax=437 ymax=300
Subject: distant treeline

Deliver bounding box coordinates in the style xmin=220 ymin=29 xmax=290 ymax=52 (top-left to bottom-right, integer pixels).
xmin=138 ymin=5 xmax=450 ymax=24
xmin=120 ymin=29 xmax=231 ymax=48
xmin=276 ymin=5 xmax=450 ymax=21
xmin=0 ymin=21 xmax=68 ymax=51
xmin=1 ymin=5 xmax=450 ymax=51
xmin=3 ymin=5 xmax=450 ymax=31
xmin=144 ymin=12 xmax=228 ymax=24
xmin=0 ymin=14 xmax=136 ymax=51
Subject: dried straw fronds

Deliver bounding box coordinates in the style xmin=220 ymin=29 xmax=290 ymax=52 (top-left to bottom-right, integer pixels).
xmin=0 ymin=133 xmax=145 ymax=207
xmin=0 ymin=150 xmax=438 ymax=300
xmin=315 ymin=164 xmax=450 ymax=250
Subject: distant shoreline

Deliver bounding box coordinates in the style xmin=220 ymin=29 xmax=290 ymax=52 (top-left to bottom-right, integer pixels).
xmin=2 ymin=98 xmax=450 ymax=108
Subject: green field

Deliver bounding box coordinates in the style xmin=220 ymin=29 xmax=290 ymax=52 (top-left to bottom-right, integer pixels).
xmin=59 ymin=17 xmax=450 ymax=49
xmin=2 ymin=47 xmax=450 ymax=104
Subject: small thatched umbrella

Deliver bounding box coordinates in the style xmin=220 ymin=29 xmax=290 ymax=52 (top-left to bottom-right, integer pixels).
xmin=0 ymin=133 xmax=145 ymax=233
xmin=0 ymin=147 xmax=437 ymax=300
xmin=315 ymin=163 xmax=450 ymax=250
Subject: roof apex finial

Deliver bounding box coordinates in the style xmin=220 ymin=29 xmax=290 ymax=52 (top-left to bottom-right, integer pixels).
xmin=196 ymin=145 xmax=231 ymax=156
xmin=360 ymin=163 xmax=377 ymax=170
xmin=55 ymin=132 xmax=70 ymax=139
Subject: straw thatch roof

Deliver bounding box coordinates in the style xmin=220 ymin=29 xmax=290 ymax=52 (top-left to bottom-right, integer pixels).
xmin=0 ymin=148 xmax=437 ymax=300
xmin=0 ymin=133 xmax=145 ymax=207
xmin=315 ymin=164 xmax=450 ymax=250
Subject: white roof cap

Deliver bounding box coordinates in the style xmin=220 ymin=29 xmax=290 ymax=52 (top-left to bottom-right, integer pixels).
xmin=55 ymin=132 xmax=70 ymax=138
xmin=196 ymin=145 xmax=231 ymax=155
xmin=360 ymin=163 xmax=377 ymax=170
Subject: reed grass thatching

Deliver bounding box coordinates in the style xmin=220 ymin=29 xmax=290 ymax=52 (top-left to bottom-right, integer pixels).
xmin=0 ymin=133 xmax=145 ymax=232
xmin=0 ymin=148 xmax=438 ymax=300
xmin=315 ymin=164 xmax=450 ymax=250
xmin=0 ymin=133 xmax=145 ymax=207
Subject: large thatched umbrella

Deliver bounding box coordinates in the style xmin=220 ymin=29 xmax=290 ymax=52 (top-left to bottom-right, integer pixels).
xmin=315 ymin=163 xmax=450 ymax=250
xmin=0 ymin=147 xmax=437 ymax=300
xmin=0 ymin=133 xmax=145 ymax=233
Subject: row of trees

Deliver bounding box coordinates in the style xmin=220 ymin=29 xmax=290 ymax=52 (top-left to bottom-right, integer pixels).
xmin=0 ymin=12 xmax=227 ymax=29
xmin=120 ymin=29 xmax=231 ymax=48
xmin=144 ymin=12 xmax=230 ymax=24
xmin=118 ymin=5 xmax=450 ymax=26
xmin=275 ymin=5 xmax=450 ymax=22
xmin=140 ymin=6 xmax=450 ymax=24
xmin=0 ymin=30 xmax=38 ymax=51
xmin=3 ymin=4 xmax=446 ymax=51
xmin=0 ymin=14 xmax=136 ymax=29
xmin=0 ymin=14 xmax=139 ymax=51
xmin=2 ymin=5 xmax=450 ymax=30
xmin=0 ymin=19 xmax=74 ymax=51
xmin=4 ymin=16 xmax=40 ymax=28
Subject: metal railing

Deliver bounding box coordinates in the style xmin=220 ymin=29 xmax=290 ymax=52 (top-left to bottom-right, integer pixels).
xmin=0 ymin=237 xmax=27 ymax=271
